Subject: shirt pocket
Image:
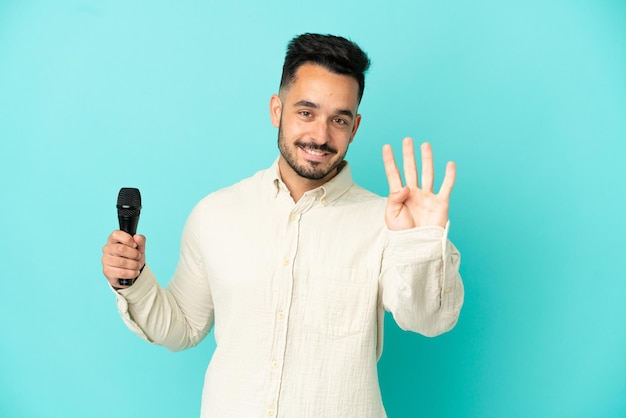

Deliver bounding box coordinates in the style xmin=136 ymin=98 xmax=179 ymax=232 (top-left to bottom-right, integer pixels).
xmin=302 ymin=265 xmax=374 ymax=338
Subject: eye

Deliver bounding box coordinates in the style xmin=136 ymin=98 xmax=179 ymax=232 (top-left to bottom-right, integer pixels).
xmin=299 ymin=110 xmax=312 ymax=117
xmin=333 ymin=117 xmax=348 ymax=125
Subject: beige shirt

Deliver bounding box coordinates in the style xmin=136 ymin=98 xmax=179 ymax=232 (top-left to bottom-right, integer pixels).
xmin=114 ymin=160 xmax=464 ymax=418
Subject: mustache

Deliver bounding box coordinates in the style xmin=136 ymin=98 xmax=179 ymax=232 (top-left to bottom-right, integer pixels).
xmin=294 ymin=141 xmax=338 ymax=155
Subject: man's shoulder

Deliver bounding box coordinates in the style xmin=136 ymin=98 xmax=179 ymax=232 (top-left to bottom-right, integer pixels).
xmin=342 ymin=182 xmax=385 ymax=206
xmin=193 ymin=166 xmax=271 ymax=210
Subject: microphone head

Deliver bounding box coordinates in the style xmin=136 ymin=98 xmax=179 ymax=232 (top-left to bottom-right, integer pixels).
xmin=117 ymin=187 xmax=142 ymax=217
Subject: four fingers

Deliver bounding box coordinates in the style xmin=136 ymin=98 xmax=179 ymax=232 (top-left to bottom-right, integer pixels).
xmin=382 ymin=138 xmax=455 ymax=197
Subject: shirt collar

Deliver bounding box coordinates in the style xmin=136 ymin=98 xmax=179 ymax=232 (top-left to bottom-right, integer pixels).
xmin=269 ymin=158 xmax=353 ymax=205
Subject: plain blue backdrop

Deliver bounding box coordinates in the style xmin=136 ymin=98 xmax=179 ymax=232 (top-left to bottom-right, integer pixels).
xmin=1 ymin=1 xmax=625 ymax=417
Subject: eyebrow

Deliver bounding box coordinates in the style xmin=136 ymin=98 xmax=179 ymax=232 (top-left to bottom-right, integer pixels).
xmin=294 ymin=100 xmax=355 ymax=120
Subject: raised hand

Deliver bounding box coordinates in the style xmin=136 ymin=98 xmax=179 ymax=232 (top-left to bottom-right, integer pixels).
xmin=382 ymin=138 xmax=456 ymax=231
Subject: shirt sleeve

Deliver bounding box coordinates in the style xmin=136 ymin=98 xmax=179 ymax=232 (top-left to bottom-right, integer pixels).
xmin=379 ymin=222 xmax=464 ymax=337
xmin=112 ymin=206 xmax=215 ymax=351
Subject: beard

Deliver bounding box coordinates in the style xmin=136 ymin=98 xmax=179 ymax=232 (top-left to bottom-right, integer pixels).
xmin=277 ymin=124 xmax=348 ymax=181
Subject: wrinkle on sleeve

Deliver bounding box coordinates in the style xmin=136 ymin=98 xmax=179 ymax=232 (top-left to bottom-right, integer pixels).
xmin=113 ymin=204 xmax=215 ymax=351
xmin=379 ymin=222 xmax=464 ymax=337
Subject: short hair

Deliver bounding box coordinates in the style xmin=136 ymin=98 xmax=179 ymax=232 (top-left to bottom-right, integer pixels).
xmin=279 ymin=33 xmax=371 ymax=103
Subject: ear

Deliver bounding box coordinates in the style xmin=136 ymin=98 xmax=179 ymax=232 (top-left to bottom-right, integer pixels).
xmin=270 ymin=94 xmax=282 ymax=128
xmin=349 ymin=114 xmax=362 ymax=144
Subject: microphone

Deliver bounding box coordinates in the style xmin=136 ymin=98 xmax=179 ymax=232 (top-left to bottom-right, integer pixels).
xmin=116 ymin=187 xmax=142 ymax=286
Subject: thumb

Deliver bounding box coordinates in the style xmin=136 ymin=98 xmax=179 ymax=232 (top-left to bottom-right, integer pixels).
xmin=387 ymin=185 xmax=410 ymax=205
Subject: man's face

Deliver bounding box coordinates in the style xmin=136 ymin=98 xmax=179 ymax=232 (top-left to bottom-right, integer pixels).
xmin=271 ymin=63 xmax=362 ymax=183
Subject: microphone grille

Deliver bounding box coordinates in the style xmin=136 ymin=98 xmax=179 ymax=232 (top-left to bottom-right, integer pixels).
xmin=117 ymin=188 xmax=142 ymax=216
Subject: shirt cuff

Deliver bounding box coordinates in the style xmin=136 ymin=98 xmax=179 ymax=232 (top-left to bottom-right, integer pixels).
xmin=112 ymin=266 xmax=158 ymax=342
xmin=386 ymin=221 xmax=450 ymax=262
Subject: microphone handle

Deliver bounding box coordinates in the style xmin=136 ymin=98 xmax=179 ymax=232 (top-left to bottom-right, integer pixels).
xmin=119 ymin=215 xmax=140 ymax=286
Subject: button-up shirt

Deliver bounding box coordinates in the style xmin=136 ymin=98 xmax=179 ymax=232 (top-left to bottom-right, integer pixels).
xmin=114 ymin=159 xmax=464 ymax=418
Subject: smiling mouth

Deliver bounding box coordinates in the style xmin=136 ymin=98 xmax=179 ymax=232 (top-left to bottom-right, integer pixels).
xmin=296 ymin=142 xmax=337 ymax=158
xmin=300 ymin=146 xmax=330 ymax=157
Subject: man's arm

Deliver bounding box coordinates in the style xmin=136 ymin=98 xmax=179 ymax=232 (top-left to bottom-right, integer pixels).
xmin=379 ymin=138 xmax=464 ymax=336
xmin=380 ymin=224 xmax=463 ymax=336
xmin=101 ymin=206 xmax=214 ymax=351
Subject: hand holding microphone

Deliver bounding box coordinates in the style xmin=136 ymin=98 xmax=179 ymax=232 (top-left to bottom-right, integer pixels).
xmin=101 ymin=188 xmax=146 ymax=289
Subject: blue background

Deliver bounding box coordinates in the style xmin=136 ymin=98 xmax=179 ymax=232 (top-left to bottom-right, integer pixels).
xmin=1 ymin=1 xmax=625 ymax=417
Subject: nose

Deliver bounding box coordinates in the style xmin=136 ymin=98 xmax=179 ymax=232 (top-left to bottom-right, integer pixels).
xmin=311 ymin=120 xmax=330 ymax=144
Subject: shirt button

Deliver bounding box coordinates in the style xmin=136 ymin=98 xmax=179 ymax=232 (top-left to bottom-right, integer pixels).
xmin=321 ymin=197 xmax=328 ymax=205
xmin=277 ymin=310 xmax=284 ymax=319
xmin=444 ymin=287 xmax=452 ymax=293
xmin=267 ymin=409 xmax=275 ymax=416
xmin=272 ymin=360 xmax=279 ymax=369
xmin=282 ymin=258 xmax=290 ymax=266
xmin=289 ymin=213 xmax=297 ymax=221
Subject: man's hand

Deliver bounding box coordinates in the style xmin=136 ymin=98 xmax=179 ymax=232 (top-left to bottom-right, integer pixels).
xmin=102 ymin=231 xmax=146 ymax=289
xmin=383 ymin=137 xmax=456 ymax=230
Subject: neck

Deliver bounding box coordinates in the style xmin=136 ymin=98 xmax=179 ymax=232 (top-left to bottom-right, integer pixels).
xmin=277 ymin=157 xmax=337 ymax=202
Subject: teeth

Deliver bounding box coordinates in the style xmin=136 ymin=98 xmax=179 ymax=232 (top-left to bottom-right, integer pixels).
xmin=303 ymin=147 xmax=325 ymax=156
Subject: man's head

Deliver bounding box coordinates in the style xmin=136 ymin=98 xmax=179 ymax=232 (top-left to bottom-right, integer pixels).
xmin=271 ymin=34 xmax=370 ymax=195
xmin=279 ymin=33 xmax=371 ymax=104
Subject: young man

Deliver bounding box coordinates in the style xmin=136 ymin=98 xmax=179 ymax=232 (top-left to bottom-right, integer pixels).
xmin=102 ymin=33 xmax=464 ymax=418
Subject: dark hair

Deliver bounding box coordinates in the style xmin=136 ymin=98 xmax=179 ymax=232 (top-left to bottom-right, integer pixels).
xmin=279 ymin=33 xmax=371 ymax=103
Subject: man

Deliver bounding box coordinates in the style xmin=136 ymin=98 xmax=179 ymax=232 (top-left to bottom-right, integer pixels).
xmin=102 ymin=33 xmax=463 ymax=418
